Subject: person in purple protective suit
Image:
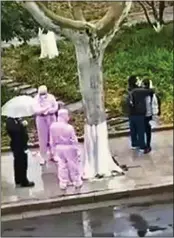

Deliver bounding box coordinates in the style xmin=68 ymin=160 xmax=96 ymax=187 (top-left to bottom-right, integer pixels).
xmin=50 ymin=109 xmax=83 ymax=190
xmin=33 ymin=85 xmax=58 ymax=165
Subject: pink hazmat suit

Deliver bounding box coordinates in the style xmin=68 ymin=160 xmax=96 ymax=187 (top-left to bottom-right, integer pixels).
xmin=33 ymin=87 xmax=58 ymax=164
xmin=50 ymin=109 xmax=83 ymax=189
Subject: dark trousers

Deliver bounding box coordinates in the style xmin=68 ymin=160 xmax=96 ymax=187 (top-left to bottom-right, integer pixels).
xmin=13 ymin=150 xmax=28 ymax=185
xmin=129 ymin=115 xmax=146 ymax=150
xmin=144 ymin=116 xmax=152 ymax=148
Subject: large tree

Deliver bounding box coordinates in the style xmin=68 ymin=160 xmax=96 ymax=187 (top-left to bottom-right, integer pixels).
xmin=21 ymin=1 xmax=132 ymax=178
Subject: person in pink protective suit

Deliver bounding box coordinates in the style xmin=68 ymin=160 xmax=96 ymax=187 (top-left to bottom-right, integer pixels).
xmin=50 ymin=109 xmax=83 ymax=190
xmin=34 ymin=85 xmax=58 ymax=165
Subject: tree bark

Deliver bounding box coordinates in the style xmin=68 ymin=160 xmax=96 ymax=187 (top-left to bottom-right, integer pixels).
xmin=74 ymin=34 xmax=123 ymax=178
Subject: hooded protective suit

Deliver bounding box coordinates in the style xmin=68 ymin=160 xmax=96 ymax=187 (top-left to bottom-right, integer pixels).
xmin=50 ymin=109 xmax=82 ymax=189
xmin=34 ymin=85 xmax=58 ymax=164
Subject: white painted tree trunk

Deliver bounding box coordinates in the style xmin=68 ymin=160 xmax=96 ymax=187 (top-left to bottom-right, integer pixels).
xmin=38 ymin=28 xmax=59 ymax=59
xmin=75 ymin=35 xmax=123 ymax=178
xmin=153 ymin=21 xmax=164 ymax=33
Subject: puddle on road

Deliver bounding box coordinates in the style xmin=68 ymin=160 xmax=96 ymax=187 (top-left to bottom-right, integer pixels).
xmin=2 ymin=198 xmax=173 ymax=237
xmin=129 ymin=213 xmax=169 ymax=237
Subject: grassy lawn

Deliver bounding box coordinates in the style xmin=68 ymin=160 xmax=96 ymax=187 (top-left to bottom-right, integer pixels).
xmin=2 ymin=23 xmax=173 ymax=147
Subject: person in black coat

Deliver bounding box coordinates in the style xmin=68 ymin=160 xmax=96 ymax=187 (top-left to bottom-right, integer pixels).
xmin=126 ymin=76 xmax=154 ymax=154
xmin=6 ymin=117 xmax=35 ymax=187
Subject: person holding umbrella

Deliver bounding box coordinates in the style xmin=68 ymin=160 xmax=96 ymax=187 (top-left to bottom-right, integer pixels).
xmin=6 ymin=118 xmax=35 ymax=187
xmin=2 ymin=95 xmax=35 ymax=187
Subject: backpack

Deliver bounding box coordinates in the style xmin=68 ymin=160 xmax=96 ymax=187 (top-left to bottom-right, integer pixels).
xmin=122 ymin=88 xmax=150 ymax=116
xmin=121 ymin=91 xmax=134 ymax=115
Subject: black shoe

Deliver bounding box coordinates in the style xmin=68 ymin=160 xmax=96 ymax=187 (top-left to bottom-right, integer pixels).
xmin=144 ymin=147 xmax=152 ymax=154
xmin=20 ymin=181 xmax=35 ymax=187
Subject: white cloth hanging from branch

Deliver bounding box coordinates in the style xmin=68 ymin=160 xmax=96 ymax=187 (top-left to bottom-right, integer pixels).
xmin=38 ymin=28 xmax=59 ymax=59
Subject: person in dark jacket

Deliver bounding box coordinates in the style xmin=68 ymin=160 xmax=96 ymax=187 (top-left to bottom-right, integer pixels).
xmin=127 ymin=76 xmax=154 ymax=154
xmin=6 ymin=117 xmax=35 ymax=187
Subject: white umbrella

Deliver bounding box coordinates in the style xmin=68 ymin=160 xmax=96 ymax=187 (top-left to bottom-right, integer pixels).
xmin=2 ymin=95 xmax=35 ymax=118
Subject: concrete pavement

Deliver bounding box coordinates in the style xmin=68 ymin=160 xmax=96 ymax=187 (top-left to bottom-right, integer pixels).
xmin=1 ymin=130 xmax=173 ymax=217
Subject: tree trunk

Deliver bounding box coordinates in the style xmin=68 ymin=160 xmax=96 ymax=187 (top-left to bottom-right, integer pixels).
xmin=74 ymin=34 xmax=123 ymax=178
xmin=153 ymin=22 xmax=164 ymax=33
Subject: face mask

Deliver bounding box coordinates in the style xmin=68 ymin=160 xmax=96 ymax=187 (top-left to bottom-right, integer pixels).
xmin=40 ymin=94 xmax=47 ymax=99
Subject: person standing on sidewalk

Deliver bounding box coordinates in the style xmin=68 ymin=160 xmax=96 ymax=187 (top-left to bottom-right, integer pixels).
xmin=141 ymin=78 xmax=160 ymax=153
xmin=50 ymin=109 xmax=83 ymax=190
xmin=6 ymin=117 xmax=35 ymax=187
xmin=124 ymin=75 xmax=154 ymax=154
xmin=33 ymin=85 xmax=58 ymax=165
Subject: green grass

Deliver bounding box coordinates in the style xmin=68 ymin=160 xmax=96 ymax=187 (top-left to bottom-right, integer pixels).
xmin=2 ymin=23 xmax=173 ymax=146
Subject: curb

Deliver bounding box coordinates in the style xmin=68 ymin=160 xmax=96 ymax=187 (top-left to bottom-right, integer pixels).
xmin=1 ymin=182 xmax=173 ymax=217
xmin=78 ymin=124 xmax=173 ymax=142
xmin=1 ymin=124 xmax=173 ymax=153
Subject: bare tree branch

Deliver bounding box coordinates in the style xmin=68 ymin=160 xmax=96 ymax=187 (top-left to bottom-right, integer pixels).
xmin=21 ymin=2 xmax=79 ymax=41
xmin=146 ymin=1 xmax=153 ymax=7
xmin=95 ymin=2 xmax=125 ymax=36
xmin=138 ymin=1 xmax=154 ymax=28
xmin=100 ymin=2 xmax=132 ymax=49
xmin=22 ymin=2 xmax=61 ymax=34
xmin=36 ymin=2 xmax=92 ymax=30
xmin=68 ymin=1 xmax=86 ymax=21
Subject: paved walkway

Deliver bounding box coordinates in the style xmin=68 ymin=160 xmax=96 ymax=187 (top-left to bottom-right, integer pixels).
xmin=1 ymin=130 xmax=173 ymax=209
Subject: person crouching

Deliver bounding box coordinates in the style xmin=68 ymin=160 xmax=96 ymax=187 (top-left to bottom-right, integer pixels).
xmin=50 ymin=109 xmax=83 ymax=190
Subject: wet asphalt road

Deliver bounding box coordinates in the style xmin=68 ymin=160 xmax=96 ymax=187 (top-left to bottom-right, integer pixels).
xmin=2 ymin=198 xmax=173 ymax=237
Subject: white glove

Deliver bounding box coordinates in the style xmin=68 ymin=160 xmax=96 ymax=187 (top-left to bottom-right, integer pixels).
xmin=24 ymin=149 xmax=29 ymax=154
xmin=22 ymin=120 xmax=28 ymax=127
